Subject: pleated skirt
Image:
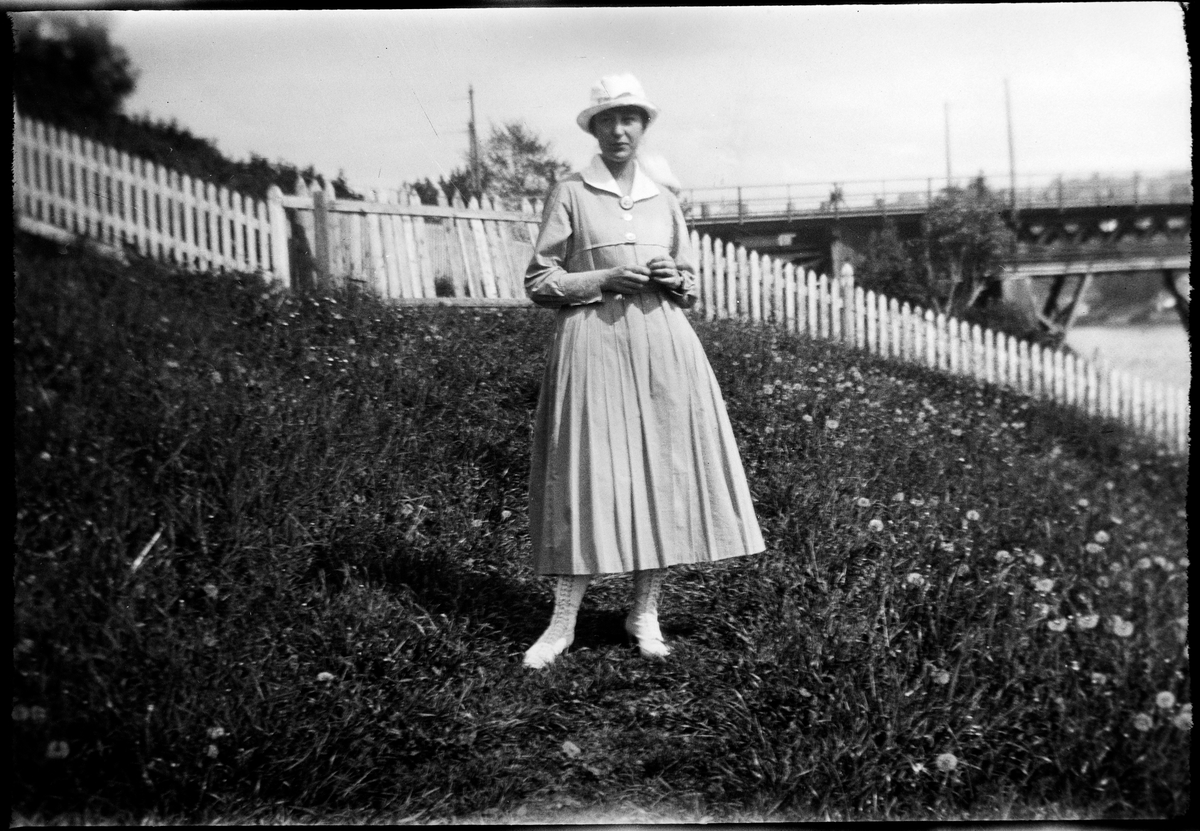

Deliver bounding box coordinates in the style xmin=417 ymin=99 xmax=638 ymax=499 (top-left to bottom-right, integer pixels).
xmin=529 ymin=290 xmax=765 ymax=575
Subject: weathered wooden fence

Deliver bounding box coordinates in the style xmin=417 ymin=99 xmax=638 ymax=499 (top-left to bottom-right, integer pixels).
xmin=271 ymin=179 xmax=542 ymax=303
xmin=12 ymin=109 xmax=1188 ymax=452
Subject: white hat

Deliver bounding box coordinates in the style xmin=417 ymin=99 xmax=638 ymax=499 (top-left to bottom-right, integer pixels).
xmin=576 ymin=73 xmax=660 ymax=133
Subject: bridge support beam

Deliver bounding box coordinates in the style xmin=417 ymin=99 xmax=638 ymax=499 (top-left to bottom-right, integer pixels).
xmin=1162 ymin=269 xmax=1189 ymax=327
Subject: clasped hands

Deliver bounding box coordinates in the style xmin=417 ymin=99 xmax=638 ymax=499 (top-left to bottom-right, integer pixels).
xmin=602 ymin=256 xmax=685 ymax=295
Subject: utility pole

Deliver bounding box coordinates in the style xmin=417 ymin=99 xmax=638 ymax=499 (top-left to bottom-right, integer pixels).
xmin=1005 ymin=78 xmax=1017 ymax=215
xmin=468 ymin=84 xmax=481 ymax=197
xmin=944 ymin=101 xmax=952 ymax=186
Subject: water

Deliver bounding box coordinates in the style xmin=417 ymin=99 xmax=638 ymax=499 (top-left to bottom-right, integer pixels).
xmin=1064 ymin=323 xmax=1190 ymax=391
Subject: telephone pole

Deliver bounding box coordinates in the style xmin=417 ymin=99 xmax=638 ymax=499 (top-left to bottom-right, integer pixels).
xmin=1005 ymin=78 xmax=1017 ymax=215
xmin=944 ymin=101 xmax=952 ymax=185
xmin=468 ymin=84 xmax=481 ymax=197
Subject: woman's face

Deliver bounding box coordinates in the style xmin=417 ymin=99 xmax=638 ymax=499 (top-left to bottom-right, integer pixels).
xmin=591 ymin=106 xmax=647 ymax=165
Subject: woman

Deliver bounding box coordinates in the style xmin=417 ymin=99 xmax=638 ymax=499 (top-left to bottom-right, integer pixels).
xmin=523 ymin=73 xmax=765 ymax=669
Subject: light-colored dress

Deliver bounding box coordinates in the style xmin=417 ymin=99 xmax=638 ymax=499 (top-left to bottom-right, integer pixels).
xmin=526 ymin=155 xmax=765 ymax=575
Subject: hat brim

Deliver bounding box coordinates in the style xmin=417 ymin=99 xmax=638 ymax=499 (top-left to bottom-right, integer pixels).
xmin=576 ymin=97 xmax=659 ymax=132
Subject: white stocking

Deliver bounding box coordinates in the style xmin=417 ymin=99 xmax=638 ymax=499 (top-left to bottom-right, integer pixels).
xmin=625 ymin=568 xmax=670 ymax=658
xmin=523 ymin=574 xmax=591 ymax=669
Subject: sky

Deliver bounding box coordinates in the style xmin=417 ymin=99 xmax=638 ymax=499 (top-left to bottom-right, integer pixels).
xmin=55 ymin=4 xmax=1193 ymax=198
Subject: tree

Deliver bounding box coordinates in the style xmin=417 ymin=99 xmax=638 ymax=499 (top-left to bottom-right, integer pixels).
xmin=858 ymin=176 xmax=1016 ymax=317
xmin=411 ymin=120 xmax=571 ymax=209
xmin=855 ymin=176 xmax=1054 ymax=345
xmin=854 ymin=218 xmax=926 ymax=310
xmin=12 ymin=12 xmax=139 ymax=123
xmin=914 ymin=176 xmax=1015 ymax=317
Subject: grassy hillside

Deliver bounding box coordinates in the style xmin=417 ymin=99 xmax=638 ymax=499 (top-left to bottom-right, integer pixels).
xmin=12 ymin=233 xmax=1189 ymax=823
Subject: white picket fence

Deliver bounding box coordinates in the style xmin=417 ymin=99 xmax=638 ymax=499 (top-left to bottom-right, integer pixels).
xmin=13 ymin=112 xmax=278 ymax=274
xmin=11 ymin=110 xmax=1188 ymax=452
xmin=688 ymin=234 xmax=1189 ymax=452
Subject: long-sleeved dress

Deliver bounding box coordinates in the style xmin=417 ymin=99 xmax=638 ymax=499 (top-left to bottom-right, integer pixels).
xmin=525 ymin=155 xmax=765 ymax=575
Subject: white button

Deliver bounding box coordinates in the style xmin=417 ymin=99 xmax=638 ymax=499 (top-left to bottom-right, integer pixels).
xmin=625 ymin=232 xmax=636 ymax=242
xmin=622 ymin=212 xmax=633 ymax=221
xmin=619 ymin=196 xmax=634 ymax=209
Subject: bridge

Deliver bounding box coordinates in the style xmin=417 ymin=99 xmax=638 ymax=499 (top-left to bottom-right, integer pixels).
xmin=682 ymin=170 xmax=1191 ymax=330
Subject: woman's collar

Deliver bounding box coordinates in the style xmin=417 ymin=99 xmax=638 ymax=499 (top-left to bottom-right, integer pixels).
xmin=581 ymin=155 xmax=661 ymax=202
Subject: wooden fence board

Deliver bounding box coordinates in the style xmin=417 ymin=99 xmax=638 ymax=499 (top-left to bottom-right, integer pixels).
xmin=12 ymin=109 xmax=1188 ymax=452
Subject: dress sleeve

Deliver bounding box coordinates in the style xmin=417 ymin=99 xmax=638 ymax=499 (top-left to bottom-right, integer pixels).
xmin=524 ymin=184 xmax=609 ymax=308
xmin=664 ymin=194 xmax=699 ymax=310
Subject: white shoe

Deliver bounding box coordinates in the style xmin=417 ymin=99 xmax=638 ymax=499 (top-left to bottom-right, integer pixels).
xmin=523 ymin=631 xmax=573 ymax=669
xmin=625 ymin=613 xmax=670 ymax=659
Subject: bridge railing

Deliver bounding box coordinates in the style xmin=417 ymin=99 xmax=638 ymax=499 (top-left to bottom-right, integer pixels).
xmin=683 ymin=171 xmax=1192 ymax=222
xmin=12 ymin=109 xmax=1187 ymax=452
xmin=687 ymin=228 xmax=1188 ymax=454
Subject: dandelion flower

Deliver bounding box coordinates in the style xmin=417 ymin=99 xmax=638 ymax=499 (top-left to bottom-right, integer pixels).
xmin=935 ymin=752 xmax=958 ymax=772
xmin=29 ymin=706 xmax=47 ymax=723
xmin=1077 ymin=498 xmax=1090 ymax=509
xmin=472 ymin=519 xmax=483 ymax=528
xmin=12 ymin=705 xmax=30 ymax=722
xmin=500 ymin=510 xmax=512 ymax=521
xmin=203 ymin=583 xmax=219 ymax=600
xmin=1173 ymin=710 xmax=1192 ymax=731
xmin=856 ymin=497 xmax=871 ymax=508
xmin=868 ymin=518 xmax=885 ymax=532
xmin=1096 ymin=575 xmax=1111 ymax=588
xmin=965 ymin=510 xmax=981 ymax=522
xmin=45 ymin=741 xmax=70 ymax=760
xmin=892 ymin=492 xmax=906 ymax=502
xmin=1084 ymin=543 xmax=1104 ymax=555
xmin=909 ymin=498 xmax=925 ymax=507
xmin=1153 ymin=555 xmax=1174 ymax=572
xmin=941 ymin=542 xmax=955 ymax=553
xmin=995 ymin=550 xmax=1013 ymax=564
xmin=956 ymin=564 xmax=970 ymax=577
xmin=1094 ymin=531 xmax=1111 ymax=544
xmin=1075 ymin=614 xmax=1099 ymax=630
xmin=905 ymin=572 xmax=925 ymax=587
xmin=1111 ymin=617 xmax=1134 ymax=638
xmin=316 ymin=671 xmax=336 ymax=683
xmin=802 ymin=414 xmax=813 ymax=424
xmin=1047 ymin=618 xmax=1068 ymax=632
xmin=825 ymin=418 xmax=839 ymax=430
xmin=1180 ymin=557 xmax=1189 ymax=569
xmin=207 ymin=726 xmax=226 ymax=740
xmin=206 ymin=743 xmax=219 ymax=759
xmin=1091 ymin=672 xmax=1107 ymax=686
xmin=1034 ymin=578 xmax=1055 ymax=593
xmin=1136 ymin=557 xmax=1152 ymax=570
xmin=1026 ymin=552 xmax=1045 ymax=567
xmin=761 ymin=384 xmax=774 ymax=396
xmin=1132 ymin=713 xmax=1153 ymax=732
xmin=1156 ymin=691 xmax=1177 ymax=710
xmin=1032 ymin=603 xmax=1052 ymax=619
xmin=932 ymin=670 xmax=951 ymax=685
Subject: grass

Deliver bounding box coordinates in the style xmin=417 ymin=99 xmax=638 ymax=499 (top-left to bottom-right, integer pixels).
xmin=12 ymin=231 xmax=1190 ymax=823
